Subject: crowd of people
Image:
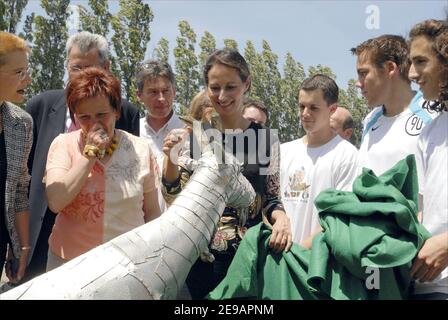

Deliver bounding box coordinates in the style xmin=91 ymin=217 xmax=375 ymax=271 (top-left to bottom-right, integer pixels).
xmin=0 ymin=18 xmax=446 ymax=300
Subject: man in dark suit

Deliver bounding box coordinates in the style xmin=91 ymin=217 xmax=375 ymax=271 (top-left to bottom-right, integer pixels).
xmin=25 ymin=31 xmax=140 ymax=280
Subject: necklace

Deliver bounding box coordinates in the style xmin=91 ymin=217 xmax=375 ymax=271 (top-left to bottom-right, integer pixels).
xmin=106 ymin=136 xmax=119 ymax=155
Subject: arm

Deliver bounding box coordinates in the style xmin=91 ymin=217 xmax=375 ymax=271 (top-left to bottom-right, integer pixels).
xmin=143 ymin=190 xmax=161 ymax=223
xmin=263 ymin=140 xmax=292 ymax=253
xmin=6 ymin=210 xmax=30 ymax=283
xmin=411 ymin=232 xmax=448 ymax=282
xmin=46 ymin=125 xmax=106 ymax=212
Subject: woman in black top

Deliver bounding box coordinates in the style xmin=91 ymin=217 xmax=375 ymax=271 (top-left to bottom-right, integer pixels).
xmin=162 ymin=48 xmax=292 ymax=299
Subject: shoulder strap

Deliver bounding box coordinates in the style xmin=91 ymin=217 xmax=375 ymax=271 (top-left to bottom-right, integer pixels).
xmin=408 ymin=90 xmax=432 ymax=125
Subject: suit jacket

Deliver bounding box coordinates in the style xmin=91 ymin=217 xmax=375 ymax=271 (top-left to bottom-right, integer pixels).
xmin=26 ymin=89 xmax=140 ymax=258
xmin=1 ymin=102 xmax=33 ymax=258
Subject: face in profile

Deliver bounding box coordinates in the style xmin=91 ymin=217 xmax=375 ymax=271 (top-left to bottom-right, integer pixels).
xmin=0 ymin=50 xmax=31 ymax=104
xmin=75 ymin=95 xmax=119 ymax=138
xmin=355 ymin=53 xmax=390 ymax=107
xmin=207 ymin=63 xmax=250 ymax=118
xmin=409 ymin=36 xmax=443 ymax=101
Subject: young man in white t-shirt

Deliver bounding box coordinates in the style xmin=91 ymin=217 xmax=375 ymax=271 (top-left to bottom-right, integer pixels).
xmin=280 ymin=74 xmax=358 ymax=247
xmin=408 ymin=19 xmax=448 ymax=300
xmin=351 ymin=35 xmax=435 ymax=176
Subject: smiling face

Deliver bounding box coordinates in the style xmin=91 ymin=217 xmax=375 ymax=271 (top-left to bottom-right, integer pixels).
xmin=298 ymin=89 xmax=337 ymax=135
xmin=409 ymin=36 xmax=443 ymax=101
xmin=75 ymin=95 xmax=119 ymax=138
xmin=0 ymin=50 xmax=31 ymax=104
xmin=355 ymin=52 xmax=391 ymax=108
xmin=206 ymin=63 xmax=250 ymax=119
xmin=67 ymin=46 xmax=108 ymax=81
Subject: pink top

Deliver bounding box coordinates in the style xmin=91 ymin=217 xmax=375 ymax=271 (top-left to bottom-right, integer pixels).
xmin=46 ymin=129 xmax=159 ymax=260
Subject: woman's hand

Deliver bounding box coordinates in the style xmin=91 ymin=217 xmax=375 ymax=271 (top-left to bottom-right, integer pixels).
xmin=269 ymin=210 xmax=293 ymax=253
xmin=162 ymin=128 xmax=190 ymax=164
xmin=5 ymin=246 xmax=29 ymax=284
xmin=84 ymin=123 xmax=110 ymax=150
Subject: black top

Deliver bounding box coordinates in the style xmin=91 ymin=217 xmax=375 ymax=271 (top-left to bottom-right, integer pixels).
xmin=0 ymin=131 xmax=8 ymax=243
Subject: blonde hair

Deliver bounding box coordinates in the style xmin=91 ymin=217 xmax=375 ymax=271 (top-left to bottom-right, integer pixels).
xmin=0 ymin=32 xmax=30 ymax=66
xmin=189 ymin=90 xmax=214 ymax=121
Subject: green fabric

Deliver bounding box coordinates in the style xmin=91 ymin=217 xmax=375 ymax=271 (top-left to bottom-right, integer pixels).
xmin=208 ymin=155 xmax=431 ymax=300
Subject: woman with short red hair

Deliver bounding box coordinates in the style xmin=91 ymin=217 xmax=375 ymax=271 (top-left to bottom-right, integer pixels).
xmin=45 ymin=67 xmax=161 ymax=270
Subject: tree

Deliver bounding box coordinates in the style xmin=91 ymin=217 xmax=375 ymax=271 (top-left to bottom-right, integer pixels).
xmin=244 ymin=40 xmax=264 ymax=102
xmin=198 ymin=31 xmax=216 ymax=87
xmin=199 ymin=31 xmax=216 ymax=67
xmin=259 ymin=41 xmax=282 ymax=136
xmin=173 ymin=20 xmax=200 ymax=112
xmin=339 ymin=79 xmax=368 ymax=147
xmin=223 ymin=38 xmax=238 ymax=50
xmin=153 ymin=37 xmax=170 ymax=64
xmin=78 ymin=0 xmax=111 ymax=37
xmin=279 ymin=52 xmax=306 ymax=142
xmin=0 ymin=0 xmax=28 ymax=33
xmin=111 ymin=0 xmax=153 ymax=107
xmin=308 ymin=64 xmax=337 ymax=80
xmin=25 ymin=0 xmax=70 ymax=97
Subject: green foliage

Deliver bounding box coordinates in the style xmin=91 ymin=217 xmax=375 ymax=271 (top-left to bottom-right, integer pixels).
xmin=153 ymin=37 xmax=170 ymax=64
xmin=199 ymin=31 xmax=216 ymax=69
xmin=339 ymin=79 xmax=368 ymax=147
xmin=111 ymin=0 xmax=153 ymax=107
xmin=78 ymin=0 xmax=111 ymax=37
xmin=223 ymin=38 xmax=238 ymax=50
xmin=25 ymin=0 xmax=70 ymax=97
xmin=173 ymin=20 xmax=200 ymax=111
xmin=0 ymin=0 xmax=28 ymax=33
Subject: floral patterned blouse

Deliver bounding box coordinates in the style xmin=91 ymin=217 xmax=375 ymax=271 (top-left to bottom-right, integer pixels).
xmin=162 ymin=122 xmax=284 ymax=261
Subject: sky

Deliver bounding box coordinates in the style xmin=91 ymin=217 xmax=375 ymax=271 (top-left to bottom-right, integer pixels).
xmin=21 ymin=0 xmax=446 ymax=89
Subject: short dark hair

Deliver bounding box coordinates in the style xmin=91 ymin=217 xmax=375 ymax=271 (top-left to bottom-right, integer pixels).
xmin=243 ymin=98 xmax=269 ymax=122
xmin=342 ymin=114 xmax=354 ymax=131
xmin=136 ymin=59 xmax=176 ymax=92
xmin=204 ymin=48 xmax=251 ymax=91
xmin=351 ymin=34 xmax=410 ymax=82
xmin=300 ymin=74 xmax=339 ymax=105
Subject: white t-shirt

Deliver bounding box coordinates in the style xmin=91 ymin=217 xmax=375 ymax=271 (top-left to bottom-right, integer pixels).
xmin=414 ymin=111 xmax=448 ymax=295
xmin=280 ymin=135 xmax=358 ymax=244
xmin=358 ymin=104 xmax=437 ymax=176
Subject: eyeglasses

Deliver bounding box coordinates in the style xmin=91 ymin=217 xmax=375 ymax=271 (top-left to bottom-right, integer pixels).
xmin=0 ymin=66 xmax=30 ymax=81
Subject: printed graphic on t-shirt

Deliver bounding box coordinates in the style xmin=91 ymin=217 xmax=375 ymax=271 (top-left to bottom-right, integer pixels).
xmin=283 ymin=168 xmax=309 ymax=202
xmin=405 ymin=114 xmax=425 ymax=136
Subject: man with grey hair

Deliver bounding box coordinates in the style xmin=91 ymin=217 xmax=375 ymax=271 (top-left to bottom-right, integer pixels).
xmin=136 ymin=59 xmax=184 ymax=170
xmin=24 ymin=31 xmax=140 ymax=281
xmin=330 ymin=106 xmax=354 ymax=141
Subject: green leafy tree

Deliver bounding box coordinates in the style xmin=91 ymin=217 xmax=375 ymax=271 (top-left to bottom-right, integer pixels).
xmin=339 ymin=79 xmax=368 ymax=147
xmin=111 ymin=0 xmax=153 ymax=106
xmin=153 ymin=37 xmax=170 ymax=64
xmin=198 ymin=31 xmax=216 ymax=68
xmin=223 ymin=38 xmax=238 ymax=50
xmin=280 ymin=52 xmax=306 ymax=142
xmin=173 ymin=20 xmax=200 ymax=112
xmin=25 ymin=0 xmax=70 ymax=97
xmin=259 ymin=41 xmax=282 ymax=135
xmin=244 ymin=40 xmax=264 ymax=102
xmin=0 ymin=0 xmax=28 ymax=33
xmin=308 ymin=64 xmax=337 ymax=80
xmin=78 ymin=0 xmax=111 ymax=36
